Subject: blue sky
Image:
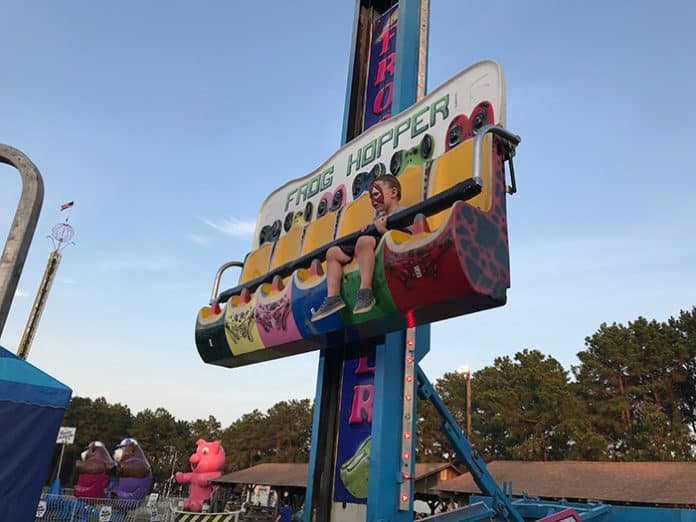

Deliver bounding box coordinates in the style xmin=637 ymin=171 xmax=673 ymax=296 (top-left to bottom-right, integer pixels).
xmin=2 ymin=1 xmax=695 ymax=427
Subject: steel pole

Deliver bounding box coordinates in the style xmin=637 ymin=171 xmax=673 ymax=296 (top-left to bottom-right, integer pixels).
xmin=466 ymin=373 xmax=472 ymax=439
xmin=16 ymin=251 xmax=61 ymax=359
xmin=55 ymin=443 xmax=66 ymax=481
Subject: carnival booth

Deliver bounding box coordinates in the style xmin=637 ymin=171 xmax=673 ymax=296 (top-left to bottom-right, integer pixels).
xmin=0 ymin=345 xmax=72 ymax=521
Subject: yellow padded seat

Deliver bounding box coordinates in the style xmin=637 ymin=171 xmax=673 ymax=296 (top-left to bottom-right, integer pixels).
xmin=270 ymin=226 xmax=304 ymax=270
xmin=239 ymin=243 xmax=273 ymax=285
xmin=301 ymin=212 xmax=338 ymax=256
xmin=337 ymin=194 xmax=373 ymax=238
xmin=398 ymin=164 xmax=425 ymax=209
xmin=426 ymin=135 xmax=492 ymax=230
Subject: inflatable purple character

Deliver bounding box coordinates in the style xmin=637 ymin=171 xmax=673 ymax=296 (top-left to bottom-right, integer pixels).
xmin=111 ymin=438 xmax=152 ymax=500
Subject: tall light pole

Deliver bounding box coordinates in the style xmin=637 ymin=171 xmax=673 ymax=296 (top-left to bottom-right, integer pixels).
xmin=457 ymin=365 xmax=472 ymax=439
xmin=164 ymin=445 xmax=177 ymax=497
xmin=16 ymin=206 xmax=75 ymax=359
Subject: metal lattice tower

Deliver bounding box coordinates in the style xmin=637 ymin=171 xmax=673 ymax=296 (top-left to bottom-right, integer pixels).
xmin=16 ymin=218 xmax=74 ymax=359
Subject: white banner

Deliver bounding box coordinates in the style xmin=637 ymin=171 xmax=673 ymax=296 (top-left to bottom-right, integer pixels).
xmin=35 ymin=500 xmax=47 ymax=518
xmin=98 ymin=505 xmax=112 ymax=522
xmin=56 ymin=426 xmax=76 ymax=444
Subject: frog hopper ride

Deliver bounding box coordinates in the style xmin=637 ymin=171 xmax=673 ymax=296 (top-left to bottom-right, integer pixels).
xmin=195 ymin=61 xmax=521 ymax=368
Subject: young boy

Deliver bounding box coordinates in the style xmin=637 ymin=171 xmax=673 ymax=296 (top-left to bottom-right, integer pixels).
xmin=311 ymin=174 xmax=403 ymax=321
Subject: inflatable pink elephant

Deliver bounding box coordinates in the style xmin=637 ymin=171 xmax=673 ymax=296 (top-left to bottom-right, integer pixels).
xmin=174 ymin=439 xmax=225 ymax=512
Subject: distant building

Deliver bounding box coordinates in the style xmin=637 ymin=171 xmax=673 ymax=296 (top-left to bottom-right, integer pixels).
xmin=211 ymin=462 xmax=462 ymax=514
xmin=433 ymin=461 xmax=696 ymax=509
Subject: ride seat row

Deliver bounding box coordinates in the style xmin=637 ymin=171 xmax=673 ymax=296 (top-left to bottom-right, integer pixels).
xmin=237 ymin=135 xmax=493 ymax=286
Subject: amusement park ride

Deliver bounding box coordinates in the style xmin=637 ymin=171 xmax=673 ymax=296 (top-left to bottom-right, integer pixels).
xmin=191 ymin=1 xmax=692 ymax=522
xmin=2 ymin=2 xmax=693 ymax=522
xmin=194 ymin=0 xmax=522 ymax=520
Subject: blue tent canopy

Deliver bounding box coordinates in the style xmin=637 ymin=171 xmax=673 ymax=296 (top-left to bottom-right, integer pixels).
xmin=0 ymin=345 xmax=72 ymax=521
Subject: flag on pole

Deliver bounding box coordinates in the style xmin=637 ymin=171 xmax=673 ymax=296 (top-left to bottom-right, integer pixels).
xmin=60 ymin=201 xmax=74 ymax=211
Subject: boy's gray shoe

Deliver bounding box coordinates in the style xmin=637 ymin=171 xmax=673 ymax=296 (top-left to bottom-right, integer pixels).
xmin=311 ymin=295 xmax=346 ymax=322
xmin=353 ymin=289 xmax=376 ymax=314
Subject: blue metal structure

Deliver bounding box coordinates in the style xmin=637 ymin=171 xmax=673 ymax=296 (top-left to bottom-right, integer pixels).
xmin=305 ymin=2 xmax=526 ymax=520
xmin=305 ymin=2 xmax=433 ymax=520
xmin=417 ymin=367 xmax=523 ymax=522
xmin=302 ymin=2 xmax=696 ymax=522
xmin=469 ymin=496 xmax=696 ymax=522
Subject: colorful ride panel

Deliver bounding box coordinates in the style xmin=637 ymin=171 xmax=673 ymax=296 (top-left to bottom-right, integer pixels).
xmin=195 ymin=61 xmax=520 ymax=368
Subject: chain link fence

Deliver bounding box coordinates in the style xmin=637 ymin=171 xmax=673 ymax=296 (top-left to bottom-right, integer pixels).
xmin=34 ymin=495 xmax=252 ymax=522
xmin=34 ymin=494 xmax=165 ymax=522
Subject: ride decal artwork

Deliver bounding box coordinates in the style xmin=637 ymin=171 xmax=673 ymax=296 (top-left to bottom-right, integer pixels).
xmin=334 ymin=344 xmax=376 ymax=503
xmin=364 ymin=4 xmax=398 ymax=131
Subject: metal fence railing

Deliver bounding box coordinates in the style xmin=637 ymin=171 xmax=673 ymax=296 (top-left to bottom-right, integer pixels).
xmin=35 ymin=494 xmax=161 ymax=522
xmin=35 ymin=495 xmax=265 ymax=522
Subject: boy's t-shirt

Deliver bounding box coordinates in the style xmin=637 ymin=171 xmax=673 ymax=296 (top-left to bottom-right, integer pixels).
xmin=338 ymin=205 xmax=411 ymax=257
xmin=378 ymin=205 xmax=413 ymax=233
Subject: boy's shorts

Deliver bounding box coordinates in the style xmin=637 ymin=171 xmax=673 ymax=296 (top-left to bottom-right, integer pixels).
xmin=339 ymin=244 xmax=355 ymax=258
xmin=338 ymin=230 xmax=382 ymax=259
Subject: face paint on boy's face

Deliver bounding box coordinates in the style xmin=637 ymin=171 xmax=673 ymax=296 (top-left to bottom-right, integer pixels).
xmin=370 ymin=185 xmax=384 ymax=207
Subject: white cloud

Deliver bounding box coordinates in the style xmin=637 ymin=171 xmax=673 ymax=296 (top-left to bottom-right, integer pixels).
xmin=14 ymin=288 xmax=29 ymax=298
xmin=200 ymin=217 xmax=256 ymax=238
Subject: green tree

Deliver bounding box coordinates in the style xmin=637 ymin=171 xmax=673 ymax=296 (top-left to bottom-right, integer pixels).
xmin=574 ymin=316 xmax=693 ymax=460
xmin=415 ymin=395 xmax=454 ymax=462
xmin=670 ymin=307 xmax=696 ymax=435
xmin=474 ymin=349 xmax=590 ymax=460
xmin=220 ymin=400 xmax=313 ymax=471
xmin=130 ymin=407 xmax=191 ymax=485
xmin=573 ymin=322 xmax=634 ymax=458
xmin=264 ymin=399 xmax=313 ymax=462
xmin=63 ymin=396 xmax=133 ymax=450
xmin=415 ymin=371 xmax=469 ymax=462
xmin=221 ymin=409 xmax=267 ymax=471
xmin=190 ymin=415 xmax=222 ymax=442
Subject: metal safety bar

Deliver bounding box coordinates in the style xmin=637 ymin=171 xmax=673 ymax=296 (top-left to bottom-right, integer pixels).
xmin=215 ymin=124 xmax=521 ymax=304
xmin=216 ymin=177 xmax=482 ymax=303
xmin=0 ymin=144 xmax=44 ymax=337
xmin=473 ymin=124 xmax=521 ymax=195
xmin=209 ymin=261 xmax=244 ymax=304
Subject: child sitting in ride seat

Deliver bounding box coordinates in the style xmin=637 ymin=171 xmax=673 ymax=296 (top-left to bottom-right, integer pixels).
xmin=311 ymin=174 xmax=406 ymax=321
